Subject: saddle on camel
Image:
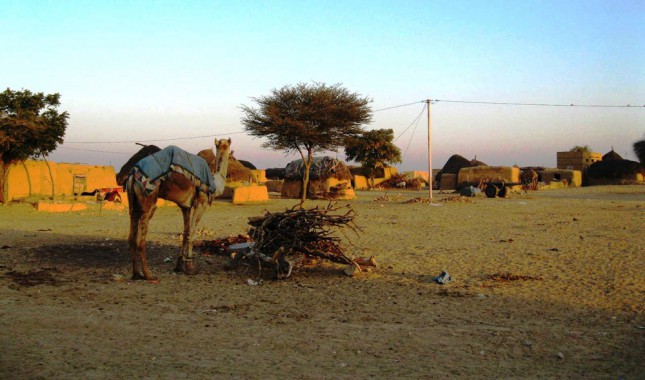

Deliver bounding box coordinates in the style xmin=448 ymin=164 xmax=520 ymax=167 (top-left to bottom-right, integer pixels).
xmin=123 ymin=139 xmax=231 ymax=281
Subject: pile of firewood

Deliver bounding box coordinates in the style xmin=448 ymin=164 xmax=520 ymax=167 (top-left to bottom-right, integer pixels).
xmin=199 ymin=203 xmax=377 ymax=279
xmin=247 ymin=203 xmax=361 ymax=268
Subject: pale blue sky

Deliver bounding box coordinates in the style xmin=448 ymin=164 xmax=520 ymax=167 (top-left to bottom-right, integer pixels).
xmin=2 ymin=0 xmax=643 ymax=170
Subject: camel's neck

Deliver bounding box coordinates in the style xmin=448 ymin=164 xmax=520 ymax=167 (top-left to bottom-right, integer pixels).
xmin=216 ymin=150 xmax=230 ymax=178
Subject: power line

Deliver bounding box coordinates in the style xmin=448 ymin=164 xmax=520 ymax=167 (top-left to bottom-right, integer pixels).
xmin=393 ymin=104 xmax=427 ymax=143
xmin=401 ymin=104 xmax=427 ymax=160
xmin=374 ymin=99 xmax=642 ymax=112
xmin=432 ymin=99 xmax=643 ymax=108
xmin=57 ymin=146 xmax=133 ymax=154
xmin=65 ymin=131 xmax=246 ymax=144
xmin=373 ymin=101 xmax=425 ymax=112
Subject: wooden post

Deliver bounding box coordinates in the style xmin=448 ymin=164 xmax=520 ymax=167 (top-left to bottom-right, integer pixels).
xmin=427 ymin=99 xmax=433 ymax=201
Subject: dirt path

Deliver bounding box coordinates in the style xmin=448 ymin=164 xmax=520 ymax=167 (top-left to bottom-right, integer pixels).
xmin=1 ymin=186 xmax=643 ymax=379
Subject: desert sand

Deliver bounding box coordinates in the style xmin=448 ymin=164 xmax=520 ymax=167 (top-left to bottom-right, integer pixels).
xmin=0 ymin=185 xmax=643 ymax=379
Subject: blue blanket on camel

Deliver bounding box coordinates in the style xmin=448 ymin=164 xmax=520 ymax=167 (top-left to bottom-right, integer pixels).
xmin=129 ymin=145 xmax=215 ymax=195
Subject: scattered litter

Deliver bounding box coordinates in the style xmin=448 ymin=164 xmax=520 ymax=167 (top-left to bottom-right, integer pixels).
xmin=440 ymin=195 xmax=474 ymax=203
xmin=247 ymin=279 xmax=263 ymax=286
xmin=431 ymin=271 xmax=453 ymax=285
xmin=163 ymin=257 xmax=172 ymax=263
xmin=373 ymin=193 xmax=402 ymax=202
xmin=486 ymin=272 xmax=543 ymax=282
xmin=403 ymin=197 xmax=432 ymax=204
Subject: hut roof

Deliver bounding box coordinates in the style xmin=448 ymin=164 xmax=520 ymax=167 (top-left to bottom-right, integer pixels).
xmin=602 ymin=149 xmax=623 ymax=161
xmin=238 ymin=160 xmax=257 ymax=170
xmin=284 ymin=156 xmax=353 ymax=181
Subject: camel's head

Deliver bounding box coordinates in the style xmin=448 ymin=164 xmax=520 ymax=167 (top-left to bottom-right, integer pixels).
xmin=215 ymin=138 xmax=231 ymax=152
xmin=214 ymin=138 xmax=231 ymax=175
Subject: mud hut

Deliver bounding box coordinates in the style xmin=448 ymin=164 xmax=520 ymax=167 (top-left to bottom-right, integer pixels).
xmin=435 ymin=154 xmax=487 ymax=190
xmin=281 ymin=156 xmax=354 ymax=199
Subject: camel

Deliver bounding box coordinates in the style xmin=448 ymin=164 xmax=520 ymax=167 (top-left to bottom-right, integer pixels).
xmin=520 ymin=169 xmax=539 ymax=191
xmin=124 ymin=139 xmax=231 ymax=281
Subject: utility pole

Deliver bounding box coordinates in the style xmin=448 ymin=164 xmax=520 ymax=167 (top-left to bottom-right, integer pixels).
xmin=427 ymin=99 xmax=433 ymax=201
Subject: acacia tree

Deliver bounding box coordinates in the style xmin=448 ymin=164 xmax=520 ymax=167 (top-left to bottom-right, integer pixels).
xmin=241 ymin=82 xmax=372 ymax=207
xmin=0 ymin=88 xmax=68 ymax=203
xmin=344 ymin=128 xmax=402 ymax=185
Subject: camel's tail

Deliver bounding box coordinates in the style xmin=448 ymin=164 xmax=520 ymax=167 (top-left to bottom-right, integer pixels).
xmin=125 ymin=175 xmax=140 ymax=214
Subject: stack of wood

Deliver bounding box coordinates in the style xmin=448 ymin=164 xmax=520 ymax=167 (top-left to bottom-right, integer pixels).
xmin=245 ymin=203 xmax=374 ymax=278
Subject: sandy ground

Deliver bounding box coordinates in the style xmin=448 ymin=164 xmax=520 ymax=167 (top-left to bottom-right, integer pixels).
xmin=0 ymin=185 xmax=643 ymax=379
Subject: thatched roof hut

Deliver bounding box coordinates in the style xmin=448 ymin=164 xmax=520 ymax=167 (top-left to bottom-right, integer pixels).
xmin=284 ymin=157 xmax=353 ymax=181
xmin=587 ymin=159 xmax=644 ymax=185
xmin=282 ymin=157 xmax=354 ymax=199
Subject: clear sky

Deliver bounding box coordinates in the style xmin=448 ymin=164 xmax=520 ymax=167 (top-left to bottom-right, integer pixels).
xmin=2 ymin=0 xmax=643 ymax=171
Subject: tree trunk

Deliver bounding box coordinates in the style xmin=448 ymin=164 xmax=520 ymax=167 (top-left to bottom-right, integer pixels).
xmin=299 ymin=149 xmax=314 ymax=208
xmin=22 ymin=161 xmax=32 ymax=196
xmin=0 ymin=162 xmax=9 ymax=204
xmin=41 ymin=153 xmax=56 ymax=200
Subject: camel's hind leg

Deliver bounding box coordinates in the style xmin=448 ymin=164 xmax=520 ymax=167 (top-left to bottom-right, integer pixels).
xmin=135 ymin=205 xmax=157 ymax=281
xmin=128 ymin=211 xmax=145 ymax=280
xmin=174 ymin=196 xmax=208 ymax=275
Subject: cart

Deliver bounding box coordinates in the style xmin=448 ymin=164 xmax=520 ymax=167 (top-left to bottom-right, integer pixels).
xmin=481 ymin=181 xmax=523 ymax=198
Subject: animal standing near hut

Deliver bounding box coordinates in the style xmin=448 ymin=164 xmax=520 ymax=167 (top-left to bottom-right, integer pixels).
xmin=124 ymin=139 xmax=231 ymax=281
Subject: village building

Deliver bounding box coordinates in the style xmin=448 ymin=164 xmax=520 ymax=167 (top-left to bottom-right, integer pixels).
xmin=556 ymin=150 xmax=602 ymax=171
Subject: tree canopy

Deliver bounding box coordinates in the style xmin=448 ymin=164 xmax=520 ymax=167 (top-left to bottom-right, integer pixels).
xmin=1 ymin=88 xmax=68 ymax=163
xmin=344 ymin=128 xmax=402 ymax=179
xmin=0 ymin=88 xmax=69 ymax=202
xmin=570 ymin=145 xmax=592 ymax=153
xmin=241 ymin=82 xmax=372 ymax=206
xmin=634 ymin=139 xmax=645 ymax=165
